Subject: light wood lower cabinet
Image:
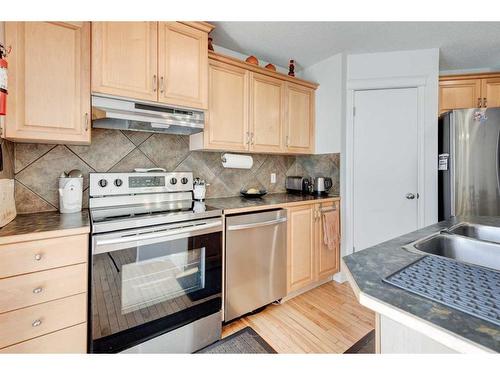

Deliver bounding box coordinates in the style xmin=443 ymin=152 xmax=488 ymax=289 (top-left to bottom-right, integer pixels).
xmin=0 ymin=323 xmax=87 ymax=354
xmin=316 ymin=200 xmax=341 ymax=279
xmin=286 ymin=200 xmax=340 ymax=294
xmin=5 ymin=22 xmax=91 ymax=144
xmin=287 ymin=204 xmax=316 ymax=291
xmin=0 ymin=233 xmax=88 ymax=353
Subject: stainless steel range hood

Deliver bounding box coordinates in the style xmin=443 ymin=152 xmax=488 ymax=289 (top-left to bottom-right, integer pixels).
xmin=91 ymin=95 xmax=205 ymax=135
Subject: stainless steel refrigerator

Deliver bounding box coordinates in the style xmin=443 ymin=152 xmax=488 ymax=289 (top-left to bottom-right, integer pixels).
xmin=439 ymin=108 xmax=500 ymax=220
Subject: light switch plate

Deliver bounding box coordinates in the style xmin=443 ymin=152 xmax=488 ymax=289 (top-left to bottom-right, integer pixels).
xmin=270 ymin=173 xmax=276 ymax=184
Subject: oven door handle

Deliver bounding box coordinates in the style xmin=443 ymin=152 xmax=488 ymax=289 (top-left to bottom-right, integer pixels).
xmin=94 ymin=220 xmax=222 ymax=248
xmin=226 ymin=217 xmax=287 ymax=231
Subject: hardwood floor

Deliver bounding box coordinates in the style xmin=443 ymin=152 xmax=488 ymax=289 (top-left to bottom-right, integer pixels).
xmin=222 ymin=281 xmax=375 ymax=353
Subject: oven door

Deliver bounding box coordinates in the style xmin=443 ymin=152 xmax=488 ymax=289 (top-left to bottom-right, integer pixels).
xmin=90 ymin=217 xmax=223 ymax=353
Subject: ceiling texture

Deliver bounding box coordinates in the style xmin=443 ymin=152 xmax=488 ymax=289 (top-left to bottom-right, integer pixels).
xmin=210 ymin=22 xmax=500 ymax=72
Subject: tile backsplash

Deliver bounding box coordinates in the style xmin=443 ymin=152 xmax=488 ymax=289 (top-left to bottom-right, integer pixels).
xmin=13 ymin=129 xmax=340 ymax=214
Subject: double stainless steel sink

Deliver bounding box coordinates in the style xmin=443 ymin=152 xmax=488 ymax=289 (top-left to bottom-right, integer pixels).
xmin=404 ymin=222 xmax=500 ymax=271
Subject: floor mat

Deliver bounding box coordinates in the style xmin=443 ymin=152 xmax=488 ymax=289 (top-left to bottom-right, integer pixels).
xmin=197 ymin=327 xmax=277 ymax=354
xmin=344 ymin=329 xmax=376 ymax=354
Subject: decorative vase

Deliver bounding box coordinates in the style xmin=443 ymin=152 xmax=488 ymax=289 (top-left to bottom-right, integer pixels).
xmin=288 ymin=59 xmax=295 ymax=77
xmin=265 ymin=63 xmax=276 ymax=71
xmin=245 ymin=55 xmax=259 ymax=65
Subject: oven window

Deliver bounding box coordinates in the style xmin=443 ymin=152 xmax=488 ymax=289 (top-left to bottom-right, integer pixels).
xmin=120 ymin=244 xmax=205 ymax=314
xmin=92 ymin=231 xmax=221 ymax=342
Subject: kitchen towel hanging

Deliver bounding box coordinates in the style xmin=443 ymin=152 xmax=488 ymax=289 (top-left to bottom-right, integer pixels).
xmin=221 ymin=153 xmax=253 ymax=169
xmin=322 ymin=207 xmax=339 ymax=250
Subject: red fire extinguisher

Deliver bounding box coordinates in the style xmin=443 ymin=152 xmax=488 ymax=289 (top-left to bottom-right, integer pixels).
xmin=0 ymin=44 xmax=9 ymax=116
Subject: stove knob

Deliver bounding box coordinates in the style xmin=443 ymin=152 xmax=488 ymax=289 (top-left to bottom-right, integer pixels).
xmin=114 ymin=179 xmax=123 ymax=187
xmin=98 ymin=179 xmax=108 ymax=188
xmin=170 ymin=177 xmax=178 ymax=185
xmin=181 ymin=177 xmax=189 ymax=185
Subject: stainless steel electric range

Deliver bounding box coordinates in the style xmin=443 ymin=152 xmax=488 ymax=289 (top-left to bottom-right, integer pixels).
xmin=88 ymin=171 xmax=223 ymax=353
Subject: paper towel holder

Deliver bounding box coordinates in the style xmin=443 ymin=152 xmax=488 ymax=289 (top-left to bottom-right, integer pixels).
xmin=221 ymin=153 xmax=253 ymax=169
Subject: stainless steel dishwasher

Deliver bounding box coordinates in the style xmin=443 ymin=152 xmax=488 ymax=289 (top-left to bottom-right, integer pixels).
xmin=224 ymin=209 xmax=287 ymax=321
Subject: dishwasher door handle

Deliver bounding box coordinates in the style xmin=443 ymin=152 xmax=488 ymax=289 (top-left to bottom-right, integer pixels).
xmin=226 ymin=217 xmax=287 ymax=231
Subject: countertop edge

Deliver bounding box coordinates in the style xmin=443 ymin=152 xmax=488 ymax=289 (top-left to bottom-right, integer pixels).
xmin=0 ymin=226 xmax=90 ymax=245
xmin=221 ymin=196 xmax=340 ymax=215
xmin=342 ymin=259 xmax=495 ymax=354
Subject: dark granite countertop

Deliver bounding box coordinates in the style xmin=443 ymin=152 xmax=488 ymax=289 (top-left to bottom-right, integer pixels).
xmin=343 ymin=216 xmax=500 ymax=353
xmin=0 ymin=210 xmax=90 ymax=244
xmin=205 ymin=192 xmax=340 ymax=212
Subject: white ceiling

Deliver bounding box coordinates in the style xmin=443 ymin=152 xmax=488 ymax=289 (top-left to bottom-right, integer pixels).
xmin=210 ymin=22 xmax=500 ymax=72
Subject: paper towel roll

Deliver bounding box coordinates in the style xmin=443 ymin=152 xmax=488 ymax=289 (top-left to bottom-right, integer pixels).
xmin=221 ymin=153 xmax=253 ymax=169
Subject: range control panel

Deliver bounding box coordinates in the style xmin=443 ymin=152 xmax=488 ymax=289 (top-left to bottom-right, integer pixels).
xmin=89 ymin=172 xmax=193 ymax=197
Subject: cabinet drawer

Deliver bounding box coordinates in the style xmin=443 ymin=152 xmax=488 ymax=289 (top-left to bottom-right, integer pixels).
xmin=0 ymin=323 xmax=87 ymax=353
xmin=0 ymin=263 xmax=87 ymax=314
xmin=0 ymin=293 xmax=87 ymax=349
xmin=0 ymin=234 xmax=88 ymax=278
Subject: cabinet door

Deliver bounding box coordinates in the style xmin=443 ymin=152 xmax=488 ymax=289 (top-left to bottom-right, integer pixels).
xmin=287 ymin=204 xmax=315 ymax=292
xmin=316 ymin=201 xmax=340 ymax=279
xmin=92 ymin=22 xmax=158 ymax=101
xmin=481 ymin=77 xmax=500 ymax=108
xmin=285 ymin=83 xmax=315 ymax=154
xmin=204 ymin=60 xmax=249 ymax=151
xmin=5 ymin=22 xmax=90 ymax=144
xmin=249 ymin=73 xmax=284 ymax=153
xmin=158 ymin=22 xmax=208 ymax=109
xmin=439 ymin=79 xmax=481 ymax=113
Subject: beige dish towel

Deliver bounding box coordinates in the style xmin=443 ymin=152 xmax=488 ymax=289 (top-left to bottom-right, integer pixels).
xmin=322 ymin=209 xmax=340 ymax=250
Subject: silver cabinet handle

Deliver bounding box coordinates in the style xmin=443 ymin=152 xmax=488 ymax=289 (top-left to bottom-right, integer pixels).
xmin=33 ymin=287 xmax=43 ymax=294
xmin=153 ymin=75 xmax=157 ymax=92
xmin=34 ymin=253 xmax=42 ymax=261
xmin=246 ymin=131 xmax=250 ymax=145
xmin=32 ymin=319 xmax=42 ymax=327
xmin=160 ymin=76 xmax=165 ymax=93
xmin=251 ymin=132 xmax=255 ymax=145
xmin=286 ymin=135 xmax=290 ymax=147
xmin=84 ymin=112 xmax=89 ymax=131
xmin=227 ymin=217 xmax=287 ymax=231
xmin=406 ymin=193 xmax=416 ymax=200
xmin=478 ymin=97 xmax=482 ymax=108
xmin=484 ymin=97 xmax=487 ymax=107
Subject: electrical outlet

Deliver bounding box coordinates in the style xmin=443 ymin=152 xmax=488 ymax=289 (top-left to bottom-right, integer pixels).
xmin=270 ymin=173 xmax=276 ymax=184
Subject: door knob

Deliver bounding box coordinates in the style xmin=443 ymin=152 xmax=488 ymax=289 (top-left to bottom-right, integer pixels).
xmin=406 ymin=193 xmax=416 ymax=200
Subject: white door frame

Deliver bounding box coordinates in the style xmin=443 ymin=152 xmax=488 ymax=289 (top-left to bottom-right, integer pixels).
xmin=343 ymin=76 xmax=427 ymax=257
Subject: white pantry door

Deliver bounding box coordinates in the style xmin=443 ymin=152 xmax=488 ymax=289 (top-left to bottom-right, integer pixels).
xmin=353 ymin=88 xmax=419 ymax=251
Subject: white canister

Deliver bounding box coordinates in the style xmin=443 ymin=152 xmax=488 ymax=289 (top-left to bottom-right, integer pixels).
xmin=193 ymin=178 xmax=207 ymax=201
xmin=58 ymin=177 xmax=83 ymax=214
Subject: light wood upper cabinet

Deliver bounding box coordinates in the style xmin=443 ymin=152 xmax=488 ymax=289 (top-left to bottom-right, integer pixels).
xmin=92 ymin=22 xmax=158 ymax=102
xmin=199 ymin=60 xmax=249 ymax=151
xmin=439 ymin=73 xmax=500 ymax=113
xmin=285 ymin=83 xmax=315 ymax=154
xmin=158 ymin=22 xmax=208 ymax=109
xmin=439 ymin=79 xmax=481 ymax=114
xmin=316 ymin=201 xmax=340 ymax=279
xmin=249 ymin=73 xmax=284 ymax=153
xmin=5 ymin=22 xmax=91 ymax=144
xmin=481 ymin=77 xmax=500 ymax=108
xmin=287 ymin=204 xmax=315 ymax=293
